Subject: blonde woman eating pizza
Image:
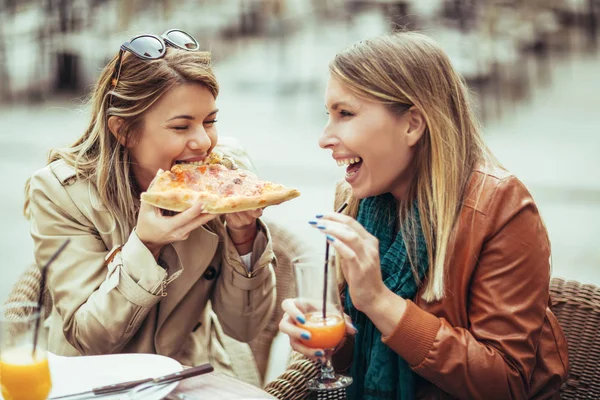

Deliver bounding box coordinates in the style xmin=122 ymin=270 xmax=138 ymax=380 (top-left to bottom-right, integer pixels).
xmin=23 ymin=29 xmax=276 ymax=379
xmin=279 ymin=31 xmax=568 ymax=399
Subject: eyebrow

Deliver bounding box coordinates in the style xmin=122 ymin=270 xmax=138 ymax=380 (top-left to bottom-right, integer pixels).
xmin=166 ymin=109 xmax=219 ymax=122
xmin=326 ymin=101 xmax=353 ymax=111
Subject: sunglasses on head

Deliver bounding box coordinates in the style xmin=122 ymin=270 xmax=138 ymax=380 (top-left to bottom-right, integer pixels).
xmin=109 ymin=29 xmax=200 ymax=97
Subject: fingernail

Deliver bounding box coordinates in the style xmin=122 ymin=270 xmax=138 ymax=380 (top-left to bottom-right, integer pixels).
xmin=308 ymin=220 xmax=317 ymax=225
xmin=326 ymin=234 xmax=335 ymax=242
xmin=352 ymin=324 xmax=358 ymax=333
xmin=301 ymin=332 xmax=311 ymax=340
xmin=296 ymin=316 xmax=306 ymax=324
xmin=317 ymin=225 xmax=326 ymax=230
xmin=315 ymin=214 xmax=323 ymax=218
xmin=315 ymin=351 xmax=324 ymax=357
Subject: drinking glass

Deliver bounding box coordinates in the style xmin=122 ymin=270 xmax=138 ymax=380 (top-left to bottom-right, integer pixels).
xmin=293 ymin=256 xmax=353 ymax=391
xmin=0 ymin=302 xmax=52 ymax=400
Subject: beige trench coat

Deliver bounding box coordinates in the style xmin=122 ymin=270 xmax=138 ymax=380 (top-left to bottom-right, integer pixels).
xmin=27 ymin=156 xmax=276 ymax=382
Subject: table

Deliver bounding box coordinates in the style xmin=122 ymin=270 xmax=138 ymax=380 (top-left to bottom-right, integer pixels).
xmin=169 ymin=371 xmax=276 ymax=399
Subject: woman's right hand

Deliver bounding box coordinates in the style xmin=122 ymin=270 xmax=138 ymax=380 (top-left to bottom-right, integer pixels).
xmin=279 ymin=298 xmax=357 ymax=361
xmin=135 ymin=201 xmax=218 ymax=257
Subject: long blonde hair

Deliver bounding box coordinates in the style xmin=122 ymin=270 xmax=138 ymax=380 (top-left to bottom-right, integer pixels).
xmin=24 ymin=47 xmax=219 ymax=240
xmin=330 ymin=31 xmax=497 ymax=301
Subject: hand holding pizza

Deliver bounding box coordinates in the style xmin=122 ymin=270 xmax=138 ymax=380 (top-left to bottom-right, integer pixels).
xmin=136 ymin=200 xmax=218 ymax=257
xmin=225 ymin=208 xmax=263 ymax=249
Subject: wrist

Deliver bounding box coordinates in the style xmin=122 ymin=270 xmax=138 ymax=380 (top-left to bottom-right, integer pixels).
xmin=228 ymin=228 xmax=257 ymax=246
xmin=227 ymin=222 xmax=258 ymax=243
xmin=135 ymin=229 xmax=162 ymax=259
xmin=364 ymin=287 xmax=407 ymax=337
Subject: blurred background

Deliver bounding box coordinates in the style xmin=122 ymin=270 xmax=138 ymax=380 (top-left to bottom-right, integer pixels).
xmin=1 ymin=0 xmax=599 ymax=380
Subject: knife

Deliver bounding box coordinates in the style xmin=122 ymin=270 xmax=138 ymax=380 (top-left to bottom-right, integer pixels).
xmin=49 ymin=363 xmax=214 ymax=399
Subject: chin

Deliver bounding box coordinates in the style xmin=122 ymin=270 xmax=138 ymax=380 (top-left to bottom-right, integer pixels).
xmin=350 ymin=183 xmax=389 ymax=200
xmin=349 ymin=185 xmax=371 ymax=200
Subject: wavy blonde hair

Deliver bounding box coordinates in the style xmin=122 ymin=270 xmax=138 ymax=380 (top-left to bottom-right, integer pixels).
xmin=331 ymin=31 xmax=498 ymax=301
xmin=24 ymin=47 xmax=218 ymax=240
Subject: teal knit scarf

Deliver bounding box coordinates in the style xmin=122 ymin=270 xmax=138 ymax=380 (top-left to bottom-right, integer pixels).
xmin=345 ymin=193 xmax=429 ymax=400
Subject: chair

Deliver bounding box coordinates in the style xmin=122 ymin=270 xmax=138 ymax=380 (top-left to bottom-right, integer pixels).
xmin=549 ymin=278 xmax=600 ymax=399
xmin=265 ymin=277 xmax=600 ymax=399
xmin=249 ymin=219 xmax=302 ymax=384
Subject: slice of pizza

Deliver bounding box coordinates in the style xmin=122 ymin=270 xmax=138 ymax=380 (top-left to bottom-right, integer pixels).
xmin=141 ymin=163 xmax=300 ymax=213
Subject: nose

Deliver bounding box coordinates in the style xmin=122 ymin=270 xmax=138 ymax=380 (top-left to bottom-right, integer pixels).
xmin=188 ymin=126 xmax=212 ymax=151
xmin=319 ymin=119 xmax=339 ymax=150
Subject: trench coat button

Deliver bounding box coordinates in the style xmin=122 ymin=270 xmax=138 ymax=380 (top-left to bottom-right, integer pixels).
xmin=203 ymin=266 xmax=217 ymax=280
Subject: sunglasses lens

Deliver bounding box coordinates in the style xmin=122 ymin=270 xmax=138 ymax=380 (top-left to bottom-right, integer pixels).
xmin=129 ymin=36 xmax=164 ymax=59
xmin=165 ymin=30 xmax=199 ymax=50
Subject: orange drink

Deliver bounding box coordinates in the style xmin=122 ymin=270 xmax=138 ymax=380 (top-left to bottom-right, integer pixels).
xmin=1 ymin=302 xmax=52 ymax=400
xmin=0 ymin=347 xmax=52 ymax=400
xmin=300 ymin=312 xmax=345 ymax=349
xmin=293 ymin=258 xmax=353 ymax=390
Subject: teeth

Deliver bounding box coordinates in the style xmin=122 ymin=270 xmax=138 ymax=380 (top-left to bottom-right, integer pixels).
xmin=176 ymin=160 xmax=204 ymax=165
xmin=336 ymin=157 xmax=361 ymax=167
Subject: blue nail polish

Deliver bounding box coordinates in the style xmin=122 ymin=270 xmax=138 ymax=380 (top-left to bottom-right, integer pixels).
xmin=315 ymin=351 xmax=324 ymax=357
xmin=296 ymin=316 xmax=306 ymax=324
xmin=326 ymin=234 xmax=335 ymax=242
xmin=301 ymin=332 xmax=311 ymax=340
xmin=308 ymin=220 xmax=317 ymax=225
xmin=315 ymin=214 xmax=323 ymax=218
xmin=317 ymin=225 xmax=326 ymax=230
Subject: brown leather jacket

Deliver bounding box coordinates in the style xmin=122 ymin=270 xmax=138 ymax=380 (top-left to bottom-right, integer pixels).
xmin=333 ymin=165 xmax=569 ymax=400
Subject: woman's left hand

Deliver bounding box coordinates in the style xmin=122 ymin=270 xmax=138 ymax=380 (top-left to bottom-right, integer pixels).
xmin=310 ymin=212 xmax=386 ymax=313
xmin=225 ymin=209 xmax=263 ymax=244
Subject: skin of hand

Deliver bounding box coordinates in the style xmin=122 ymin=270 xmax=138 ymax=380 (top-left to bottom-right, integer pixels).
xmin=279 ymin=298 xmax=357 ymax=360
xmin=309 ymin=212 xmax=408 ymax=337
xmin=225 ymin=209 xmax=263 ymax=256
xmin=136 ymin=201 xmax=218 ymax=258
xmin=225 ymin=209 xmax=263 ymax=238
xmin=311 ymin=212 xmax=387 ymax=313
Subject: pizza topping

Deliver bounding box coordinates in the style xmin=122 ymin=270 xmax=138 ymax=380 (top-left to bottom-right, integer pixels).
xmin=141 ymin=159 xmax=300 ymax=213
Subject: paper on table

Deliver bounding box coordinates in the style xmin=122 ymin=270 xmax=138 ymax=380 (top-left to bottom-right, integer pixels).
xmin=46 ymin=352 xmax=182 ymax=399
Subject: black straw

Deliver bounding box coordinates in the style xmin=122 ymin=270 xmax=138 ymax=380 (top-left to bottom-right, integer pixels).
xmin=32 ymin=239 xmax=70 ymax=358
xmin=323 ymin=203 xmax=348 ymax=320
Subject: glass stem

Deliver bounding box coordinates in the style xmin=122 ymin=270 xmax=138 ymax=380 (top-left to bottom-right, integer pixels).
xmin=320 ymin=354 xmax=336 ymax=381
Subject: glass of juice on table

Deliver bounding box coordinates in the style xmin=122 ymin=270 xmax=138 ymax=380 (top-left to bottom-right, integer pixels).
xmin=293 ymin=257 xmax=353 ymax=391
xmin=0 ymin=302 xmax=52 ymax=400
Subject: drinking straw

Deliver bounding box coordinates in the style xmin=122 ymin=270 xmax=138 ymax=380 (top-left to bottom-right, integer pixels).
xmin=32 ymin=238 xmax=70 ymax=358
xmin=323 ymin=202 xmax=348 ymax=320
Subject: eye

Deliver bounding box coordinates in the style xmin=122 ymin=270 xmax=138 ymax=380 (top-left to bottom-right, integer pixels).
xmin=172 ymin=126 xmax=189 ymax=131
xmin=204 ymin=119 xmax=218 ymax=125
xmin=340 ymin=110 xmax=354 ymax=117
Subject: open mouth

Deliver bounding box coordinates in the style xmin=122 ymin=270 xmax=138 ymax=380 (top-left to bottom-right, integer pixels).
xmin=337 ymin=157 xmax=363 ymax=179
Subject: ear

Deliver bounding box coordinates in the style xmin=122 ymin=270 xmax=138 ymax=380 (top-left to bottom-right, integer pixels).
xmin=107 ymin=116 xmax=126 ymax=146
xmin=405 ymin=106 xmax=426 ymax=147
